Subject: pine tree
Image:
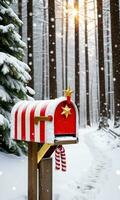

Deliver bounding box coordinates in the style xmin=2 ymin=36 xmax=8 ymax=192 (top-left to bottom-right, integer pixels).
xmin=0 ymin=0 xmax=31 ymax=154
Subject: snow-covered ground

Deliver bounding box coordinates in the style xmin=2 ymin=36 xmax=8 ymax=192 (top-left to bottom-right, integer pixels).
xmin=0 ymin=127 xmax=120 ymax=200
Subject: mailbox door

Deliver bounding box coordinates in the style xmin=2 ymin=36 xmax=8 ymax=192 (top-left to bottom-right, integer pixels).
xmin=54 ymin=101 xmax=76 ymax=136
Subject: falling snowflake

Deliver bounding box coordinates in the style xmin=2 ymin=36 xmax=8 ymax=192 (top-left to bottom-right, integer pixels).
xmin=51 ymin=58 xmax=54 ymax=62
xmin=116 ymin=170 xmax=120 ymax=175
xmin=50 ymin=51 xmax=54 ymax=54
xmin=27 ymin=37 xmax=31 ymax=41
xmin=113 ymin=77 xmax=116 ymax=82
xmin=0 ymin=171 xmax=3 ymax=176
xmin=29 ymin=12 xmax=33 ymax=16
xmin=98 ymin=14 xmax=102 ymax=18
xmin=50 ymin=18 xmax=55 ymax=22
xmin=118 ymin=185 xmax=120 ymax=190
xmin=12 ymin=186 xmax=16 ymax=191
xmin=29 ymin=53 xmax=32 ymax=57
xmin=29 ymin=62 xmax=32 ymax=66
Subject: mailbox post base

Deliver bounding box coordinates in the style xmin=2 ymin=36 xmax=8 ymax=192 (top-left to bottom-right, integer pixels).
xmin=28 ymin=142 xmax=38 ymax=200
xmin=28 ymin=144 xmax=55 ymax=200
xmin=38 ymin=158 xmax=52 ymax=200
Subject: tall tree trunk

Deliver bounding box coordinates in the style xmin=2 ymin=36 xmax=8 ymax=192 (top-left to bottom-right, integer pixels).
xmin=65 ymin=0 xmax=68 ymax=89
xmin=42 ymin=0 xmax=45 ymax=99
xmin=61 ymin=0 xmax=65 ymax=93
xmin=18 ymin=0 xmax=22 ymax=37
xmin=110 ymin=0 xmax=120 ymax=126
xmin=45 ymin=1 xmax=49 ymax=99
xmin=106 ymin=10 xmax=111 ymax=118
xmin=74 ymin=0 xmax=80 ymax=113
xmin=84 ymin=0 xmax=90 ymax=125
xmin=94 ymin=0 xmax=99 ymax=123
xmin=0 ymin=133 xmax=2 ymax=148
xmin=97 ymin=0 xmax=107 ymax=125
xmin=27 ymin=0 xmax=34 ymax=88
xmin=48 ymin=0 xmax=57 ymax=99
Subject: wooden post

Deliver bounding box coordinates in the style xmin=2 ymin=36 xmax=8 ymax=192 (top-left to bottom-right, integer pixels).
xmin=28 ymin=143 xmax=38 ymax=200
xmin=39 ymin=158 xmax=52 ymax=200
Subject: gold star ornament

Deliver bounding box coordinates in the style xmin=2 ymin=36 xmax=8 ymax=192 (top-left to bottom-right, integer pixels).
xmin=64 ymin=87 xmax=73 ymax=98
xmin=61 ymin=105 xmax=71 ymax=118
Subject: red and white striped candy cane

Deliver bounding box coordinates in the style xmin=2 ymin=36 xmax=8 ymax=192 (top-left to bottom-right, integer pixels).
xmin=55 ymin=145 xmax=66 ymax=172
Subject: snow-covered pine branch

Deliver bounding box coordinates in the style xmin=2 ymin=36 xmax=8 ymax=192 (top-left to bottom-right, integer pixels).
xmin=0 ymin=0 xmax=34 ymax=155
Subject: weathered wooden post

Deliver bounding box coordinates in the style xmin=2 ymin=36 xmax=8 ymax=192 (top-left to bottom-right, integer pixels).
xmin=28 ymin=143 xmax=37 ymax=200
xmin=39 ymin=158 xmax=52 ymax=200
xmin=11 ymin=88 xmax=79 ymax=200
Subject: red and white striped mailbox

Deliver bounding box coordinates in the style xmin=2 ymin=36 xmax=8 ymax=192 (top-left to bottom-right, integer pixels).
xmin=11 ymin=91 xmax=79 ymax=145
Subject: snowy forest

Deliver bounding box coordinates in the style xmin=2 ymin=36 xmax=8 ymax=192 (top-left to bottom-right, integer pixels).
xmin=0 ymin=0 xmax=120 ymax=200
xmin=0 ymin=0 xmax=120 ymax=150
xmin=12 ymin=0 xmax=119 ymax=128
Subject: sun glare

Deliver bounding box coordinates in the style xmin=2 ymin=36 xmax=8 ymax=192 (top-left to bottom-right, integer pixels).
xmin=72 ymin=8 xmax=78 ymax=17
xmin=64 ymin=7 xmax=78 ymax=17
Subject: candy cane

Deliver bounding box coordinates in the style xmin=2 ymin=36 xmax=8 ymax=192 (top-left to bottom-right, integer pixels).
xmin=55 ymin=146 xmax=61 ymax=170
xmin=61 ymin=146 xmax=66 ymax=171
xmin=55 ymin=145 xmax=66 ymax=172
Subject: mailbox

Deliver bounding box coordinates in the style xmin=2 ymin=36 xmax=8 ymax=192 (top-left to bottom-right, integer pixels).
xmin=11 ymin=92 xmax=79 ymax=145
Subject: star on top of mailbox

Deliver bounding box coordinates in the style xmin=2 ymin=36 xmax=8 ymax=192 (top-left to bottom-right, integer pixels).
xmin=61 ymin=105 xmax=71 ymax=118
xmin=64 ymin=87 xmax=73 ymax=98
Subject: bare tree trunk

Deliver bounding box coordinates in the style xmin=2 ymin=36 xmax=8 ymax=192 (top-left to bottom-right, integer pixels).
xmin=0 ymin=133 xmax=3 ymax=149
xmin=65 ymin=0 xmax=68 ymax=89
xmin=45 ymin=1 xmax=49 ymax=99
xmin=61 ymin=0 xmax=65 ymax=93
xmin=106 ymin=10 xmax=111 ymax=118
xmin=84 ymin=0 xmax=90 ymax=125
xmin=42 ymin=0 xmax=45 ymax=99
xmin=27 ymin=0 xmax=34 ymax=88
xmin=74 ymin=0 xmax=80 ymax=114
xmin=48 ymin=0 xmax=57 ymax=99
xmin=110 ymin=0 xmax=120 ymax=127
xmin=97 ymin=0 xmax=107 ymax=126
xmin=18 ymin=0 xmax=22 ymax=37
xmin=94 ymin=0 xmax=99 ymax=123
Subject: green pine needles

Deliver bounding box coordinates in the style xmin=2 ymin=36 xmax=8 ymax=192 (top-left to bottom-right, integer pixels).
xmin=0 ymin=0 xmax=32 ymax=155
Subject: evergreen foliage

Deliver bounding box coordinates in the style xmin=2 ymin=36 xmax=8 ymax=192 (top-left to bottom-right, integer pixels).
xmin=0 ymin=0 xmax=31 ymax=155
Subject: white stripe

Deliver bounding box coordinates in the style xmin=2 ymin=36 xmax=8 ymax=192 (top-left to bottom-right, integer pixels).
xmin=17 ymin=101 xmax=28 ymax=140
xmin=34 ymin=101 xmax=44 ymax=143
xmin=25 ymin=102 xmax=36 ymax=142
xmin=11 ymin=101 xmax=23 ymax=140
